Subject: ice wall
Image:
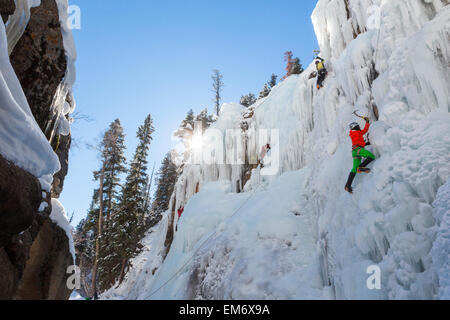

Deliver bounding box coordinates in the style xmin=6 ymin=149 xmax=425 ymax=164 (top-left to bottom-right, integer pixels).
xmin=52 ymin=0 xmax=77 ymax=138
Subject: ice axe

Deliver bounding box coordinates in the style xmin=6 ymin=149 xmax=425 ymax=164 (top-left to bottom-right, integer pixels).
xmin=353 ymin=110 xmax=369 ymax=122
xmin=353 ymin=110 xmax=371 ymax=145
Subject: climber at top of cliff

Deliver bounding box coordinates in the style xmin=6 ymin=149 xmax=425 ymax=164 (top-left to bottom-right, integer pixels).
xmin=344 ymin=117 xmax=376 ymax=194
xmin=315 ymin=56 xmax=328 ymax=90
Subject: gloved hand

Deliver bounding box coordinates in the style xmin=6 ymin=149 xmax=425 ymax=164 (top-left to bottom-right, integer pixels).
xmin=364 ymin=117 xmax=370 ymax=122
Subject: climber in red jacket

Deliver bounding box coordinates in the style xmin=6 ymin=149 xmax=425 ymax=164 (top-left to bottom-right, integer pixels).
xmin=345 ymin=117 xmax=376 ymax=194
xmin=178 ymin=206 xmax=184 ymax=218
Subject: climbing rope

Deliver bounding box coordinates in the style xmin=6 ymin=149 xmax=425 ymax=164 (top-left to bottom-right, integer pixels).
xmin=145 ymin=180 xmax=263 ymax=299
xmin=54 ymin=134 xmax=61 ymax=152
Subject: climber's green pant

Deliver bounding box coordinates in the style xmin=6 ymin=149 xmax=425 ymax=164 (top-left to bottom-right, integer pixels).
xmin=351 ymin=147 xmax=375 ymax=173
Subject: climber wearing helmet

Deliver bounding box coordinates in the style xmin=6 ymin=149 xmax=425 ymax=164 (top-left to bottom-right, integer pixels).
xmin=344 ymin=117 xmax=376 ymax=194
xmin=315 ymin=56 xmax=327 ymax=90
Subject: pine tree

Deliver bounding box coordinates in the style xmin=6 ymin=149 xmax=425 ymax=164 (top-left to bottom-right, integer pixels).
xmin=92 ymin=119 xmax=127 ymax=293
xmin=282 ymin=51 xmax=294 ymax=80
xmin=282 ymin=52 xmax=303 ymax=79
xmin=211 ymin=70 xmax=224 ymax=116
xmin=268 ymin=74 xmax=278 ymax=88
xmin=109 ymin=115 xmax=155 ymax=284
xmin=96 ymin=119 xmax=127 ymax=224
xmin=73 ymin=204 xmax=96 ymax=298
xmin=195 ymin=108 xmax=214 ymax=132
xmin=290 ymin=57 xmax=304 ymax=75
xmin=173 ymin=109 xmax=197 ymax=161
xmin=259 ymin=83 xmax=271 ymax=99
xmin=240 ymin=93 xmax=257 ymax=107
xmin=151 ymin=152 xmax=178 ymax=218
xmin=174 ymin=109 xmax=195 ymax=140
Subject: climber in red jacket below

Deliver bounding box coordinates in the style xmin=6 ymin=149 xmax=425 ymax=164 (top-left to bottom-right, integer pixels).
xmin=178 ymin=206 xmax=184 ymax=219
xmin=345 ymin=117 xmax=376 ymax=194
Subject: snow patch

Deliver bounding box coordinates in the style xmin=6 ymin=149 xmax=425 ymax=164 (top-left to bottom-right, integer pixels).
xmin=50 ymin=198 xmax=75 ymax=262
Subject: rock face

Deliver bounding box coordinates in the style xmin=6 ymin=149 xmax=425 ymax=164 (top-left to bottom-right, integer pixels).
xmin=0 ymin=0 xmax=15 ymax=23
xmin=15 ymin=214 xmax=73 ymax=300
xmin=9 ymin=0 xmax=67 ymax=135
xmin=0 ymin=213 xmax=73 ymax=300
xmin=0 ymin=0 xmax=74 ymax=300
xmin=0 ymin=156 xmax=41 ymax=247
xmin=8 ymin=0 xmax=72 ymax=200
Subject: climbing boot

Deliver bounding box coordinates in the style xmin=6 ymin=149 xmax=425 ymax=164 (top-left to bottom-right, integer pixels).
xmin=345 ymin=172 xmax=356 ymax=194
xmin=357 ymin=167 xmax=371 ymax=173
xmin=360 ymin=158 xmax=374 ymax=168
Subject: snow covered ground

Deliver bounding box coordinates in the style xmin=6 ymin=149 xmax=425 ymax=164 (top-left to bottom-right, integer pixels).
xmin=106 ymin=1 xmax=450 ymax=300
xmin=69 ymin=291 xmax=84 ymax=300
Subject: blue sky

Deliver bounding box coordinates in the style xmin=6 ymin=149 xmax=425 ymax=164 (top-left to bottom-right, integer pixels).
xmin=61 ymin=0 xmax=319 ymax=226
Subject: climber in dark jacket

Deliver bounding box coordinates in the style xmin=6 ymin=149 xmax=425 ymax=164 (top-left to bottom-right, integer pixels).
xmin=345 ymin=117 xmax=376 ymax=194
xmin=315 ymin=56 xmax=327 ymax=90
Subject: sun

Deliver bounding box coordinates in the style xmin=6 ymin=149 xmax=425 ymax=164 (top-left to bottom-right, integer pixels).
xmin=191 ymin=133 xmax=203 ymax=151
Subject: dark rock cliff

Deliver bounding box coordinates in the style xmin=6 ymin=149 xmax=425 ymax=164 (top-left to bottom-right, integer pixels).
xmin=0 ymin=0 xmax=14 ymax=23
xmin=0 ymin=0 xmax=74 ymax=300
xmin=9 ymin=0 xmax=67 ymax=135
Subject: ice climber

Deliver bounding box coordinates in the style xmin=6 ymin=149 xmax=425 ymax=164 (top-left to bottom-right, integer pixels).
xmin=345 ymin=117 xmax=376 ymax=194
xmin=260 ymin=143 xmax=271 ymax=160
xmin=178 ymin=206 xmax=184 ymax=218
xmin=315 ymin=56 xmax=327 ymax=89
xmin=259 ymin=143 xmax=271 ymax=168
